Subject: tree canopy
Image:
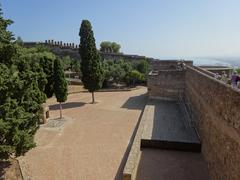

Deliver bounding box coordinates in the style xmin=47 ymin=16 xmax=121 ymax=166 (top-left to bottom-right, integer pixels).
xmin=0 ymin=7 xmax=56 ymax=158
xmin=102 ymin=59 xmax=149 ymax=87
xmin=136 ymin=59 xmax=149 ymax=75
xmin=61 ymin=55 xmax=80 ymax=72
xmin=53 ymin=58 xmax=68 ymax=118
xmin=100 ymin=41 xmax=121 ymax=53
xmin=236 ymin=68 xmax=240 ymax=74
xmin=53 ymin=58 xmax=68 ymax=103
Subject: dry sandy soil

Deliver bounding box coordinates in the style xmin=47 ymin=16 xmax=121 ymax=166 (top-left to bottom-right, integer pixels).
xmin=0 ymin=158 xmax=22 ymax=180
xmin=18 ymin=87 xmax=147 ymax=180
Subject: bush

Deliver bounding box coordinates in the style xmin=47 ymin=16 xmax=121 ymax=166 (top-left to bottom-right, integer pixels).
xmin=126 ymin=70 xmax=145 ymax=86
xmin=136 ymin=59 xmax=149 ymax=75
xmin=103 ymin=60 xmax=133 ymax=87
xmin=0 ymin=7 xmax=57 ymax=158
xmin=102 ymin=59 xmax=149 ymax=87
xmin=236 ymin=68 xmax=240 ymax=74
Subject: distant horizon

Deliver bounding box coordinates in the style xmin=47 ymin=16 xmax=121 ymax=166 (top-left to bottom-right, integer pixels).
xmin=2 ymin=0 xmax=240 ymax=62
xmin=24 ymin=40 xmax=240 ymax=67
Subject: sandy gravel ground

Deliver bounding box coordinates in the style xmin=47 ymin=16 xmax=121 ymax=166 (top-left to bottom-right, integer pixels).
xmin=18 ymin=87 xmax=147 ymax=180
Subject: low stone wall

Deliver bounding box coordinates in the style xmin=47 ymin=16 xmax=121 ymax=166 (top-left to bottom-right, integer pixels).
xmin=123 ymin=100 xmax=149 ymax=180
xmin=194 ymin=66 xmax=215 ymax=77
xmin=184 ymin=66 xmax=240 ymax=180
xmin=100 ymin=52 xmax=154 ymax=64
xmin=148 ymin=60 xmax=193 ymax=100
xmin=148 ymin=70 xmax=186 ymax=100
xmin=199 ymin=65 xmax=234 ymax=77
xmin=149 ymin=60 xmax=193 ymax=70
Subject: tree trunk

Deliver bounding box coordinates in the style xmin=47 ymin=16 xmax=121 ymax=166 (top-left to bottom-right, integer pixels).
xmin=59 ymin=102 xmax=62 ymax=119
xmin=91 ymin=92 xmax=95 ymax=104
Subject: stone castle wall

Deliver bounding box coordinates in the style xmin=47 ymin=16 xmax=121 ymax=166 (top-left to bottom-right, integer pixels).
xmin=149 ymin=60 xmax=193 ymax=70
xmin=23 ymin=41 xmax=156 ymax=63
xmin=148 ymin=61 xmax=240 ymax=180
xmin=148 ymin=60 xmax=193 ymax=100
xmin=184 ymin=66 xmax=240 ymax=180
xmin=148 ymin=70 xmax=185 ymax=100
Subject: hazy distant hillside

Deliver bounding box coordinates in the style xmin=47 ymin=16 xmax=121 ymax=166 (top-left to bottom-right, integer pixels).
xmin=193 ymin=57 xmax=240 ymax=67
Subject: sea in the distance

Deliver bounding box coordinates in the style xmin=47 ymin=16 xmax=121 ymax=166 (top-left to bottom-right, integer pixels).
xmin=193 ymin=57 xmax=240 ymax=68
xmin=158 ymin=56 xmax=239 ymax=67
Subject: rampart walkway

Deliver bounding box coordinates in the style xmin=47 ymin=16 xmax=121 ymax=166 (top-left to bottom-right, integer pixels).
xmin=136 ymin=99 xmax=209 ymax=180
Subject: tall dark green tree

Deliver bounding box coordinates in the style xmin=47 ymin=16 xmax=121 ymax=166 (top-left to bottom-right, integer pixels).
xmin=53 ymin=58 xmax=68 ymax=118
xmin=79 ymin=20 xmax=103 ymax=103
xmin=40 ymin=56 xmax=54 ymax=98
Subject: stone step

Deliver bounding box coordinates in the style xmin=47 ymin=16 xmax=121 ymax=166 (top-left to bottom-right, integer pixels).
xmin=140 ymin=99 xmax=201 ymax=152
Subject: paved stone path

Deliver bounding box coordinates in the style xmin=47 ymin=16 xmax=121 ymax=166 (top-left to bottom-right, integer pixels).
xmin=18 ymin=87 xmax=147 ymax=180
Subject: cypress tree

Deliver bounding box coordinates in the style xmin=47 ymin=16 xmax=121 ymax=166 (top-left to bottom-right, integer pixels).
xmin=40 ymin=56 xmax=54 ymax=98
xmin=53 ymin=58 xmax=68 ymax=118
xmin=79 ymin=20 xmax=103 ymax=103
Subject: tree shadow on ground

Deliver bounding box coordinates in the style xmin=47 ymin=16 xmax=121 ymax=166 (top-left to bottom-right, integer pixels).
xmin=0 ymin=160 xmax=11 ymax=180
xmin=49 ymin=102 xmax=86 ymax=110
xmin=114 ymin=93 xmax=148 ymax=180
xmin=121 ymin=93 xmax=148 ymax=110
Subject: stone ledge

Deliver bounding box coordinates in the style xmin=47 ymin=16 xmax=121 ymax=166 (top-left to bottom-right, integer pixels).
xmin=68 ymin=86 xmax=142 ymax=94
xmin=122 ymin=101 xmax=149 ymax=180
xmin=140 ymin=99 xmax=201 ymax=152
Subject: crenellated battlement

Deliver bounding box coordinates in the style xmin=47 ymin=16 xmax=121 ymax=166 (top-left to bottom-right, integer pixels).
xmin=23 ymin=40 xmax=159 ymax=63
xmin=24 ymin=39 xmax=80 ymax=49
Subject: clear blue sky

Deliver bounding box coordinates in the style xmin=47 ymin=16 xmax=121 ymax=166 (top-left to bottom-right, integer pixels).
xmin=2 ymin=0 xmax=240 ymax=59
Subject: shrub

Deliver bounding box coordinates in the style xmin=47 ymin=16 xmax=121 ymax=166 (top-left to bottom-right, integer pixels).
xmin=126 ymin=70 xmax=145 ymax=86
xmin=236 ymin=68 xmax=240 ymax=74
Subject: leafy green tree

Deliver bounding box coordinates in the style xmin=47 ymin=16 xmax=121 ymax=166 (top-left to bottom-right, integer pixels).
xmin=40 ymin=56 xmax=54 ymax=98
xmin=0 ymin=7 xmax=46 ymax=158
xmin=102 ymin=60 xmax=133 ymax=87
xmin=17 ymin=44 xmax=55 ymax=98
xmin=53 ymin=58 xmax=68 ymax=119
xmin=61 ymin=56 xmax=72 ymax=70
xmin=60 ymin=55 xmax=81 ymax=73
xmin=111 ymin=42 xmax=121 ymax=53
xmin=15 ymin=36 xmax=23 ymax=45
xmin=236 ymin=68 xmax=240 ymax=74
xmin=126 ymin=70 xmax=144 ymax=86
xmin=70 ymin=58 xmax=81 ymax=72
xmin=79 ymin=20 xmax=103 ymax=103
xmin=100 ymin=41 xmax=112 ymax=53
xmin=0 ymin=6 xmax=14 ymax=43
xmin=100 ymin=41 xmax=121 ymax=53
xmin=137 ymin=59 xmax=149 ymax=75
xmin=112 ymin=63 xmax=126 ymax=85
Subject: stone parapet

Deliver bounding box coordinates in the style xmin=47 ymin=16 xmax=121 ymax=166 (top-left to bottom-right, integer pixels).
xmin=122 ymin=104 xmax=148 ymax=180
xmin=184 ymin=66 xmax=240 ymax=180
